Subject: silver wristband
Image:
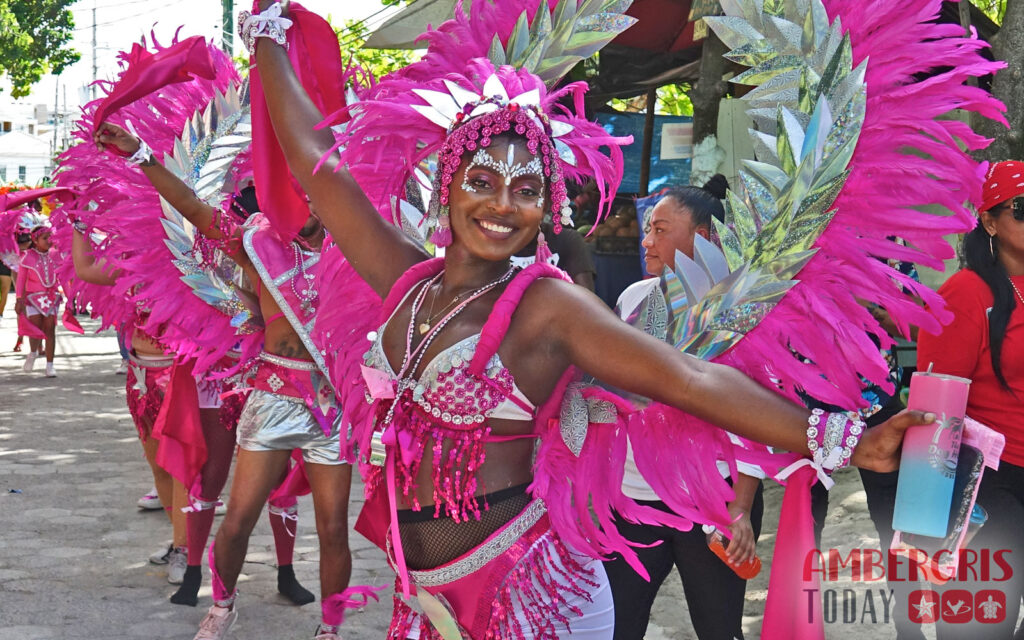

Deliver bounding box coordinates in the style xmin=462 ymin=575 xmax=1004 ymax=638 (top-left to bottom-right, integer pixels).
xmin=238 ymin=2 xmax=293 ymax=54
xmin=127 ymin=139 xmax=153 ymax=166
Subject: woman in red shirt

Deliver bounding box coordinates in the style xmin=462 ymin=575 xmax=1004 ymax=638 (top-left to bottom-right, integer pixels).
xmin=918 ymin=160 xmax=1024 ymax=640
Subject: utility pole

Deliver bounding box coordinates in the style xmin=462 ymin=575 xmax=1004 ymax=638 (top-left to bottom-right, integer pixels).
xmin=91 ymin=2 xmax=98 ymax=100
xmin=63 ymin=85 xmax=67 ymax=150
xmin=222 ymin=0 xmax=233 ymax=55
xmin=53 ymin=77 xmax=59 ymax=157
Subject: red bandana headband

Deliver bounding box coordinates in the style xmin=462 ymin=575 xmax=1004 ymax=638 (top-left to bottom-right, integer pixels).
xmin=981 ymin=160 xmax=1024 ymax=213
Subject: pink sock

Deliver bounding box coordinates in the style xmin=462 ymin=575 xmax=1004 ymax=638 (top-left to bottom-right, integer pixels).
xmin=208 ymin=542 xmax=235 ymax=606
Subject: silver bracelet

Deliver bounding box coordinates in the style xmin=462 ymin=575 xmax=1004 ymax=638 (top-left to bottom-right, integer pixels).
xmin=72 ymin=220 xmax=88 ymax=234
xmin=238 ymin=2 xmax=293 ymax=54
xmin=806 ymin=408 xmax=865 ymax=474
xmin=127 ymin=139 xmax=153 ymax=166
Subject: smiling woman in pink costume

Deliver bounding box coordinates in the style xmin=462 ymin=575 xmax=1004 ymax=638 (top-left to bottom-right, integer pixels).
xmin=245 ymin=0 xmax=1001 ymax=637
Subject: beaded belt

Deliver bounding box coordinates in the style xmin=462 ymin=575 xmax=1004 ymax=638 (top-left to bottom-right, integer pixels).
xmin=254 ymin=351 xmax=318 ymax=399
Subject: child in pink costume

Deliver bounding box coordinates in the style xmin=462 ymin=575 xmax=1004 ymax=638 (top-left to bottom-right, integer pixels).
xmin=14 ymin=214 xmax=60 ymax=376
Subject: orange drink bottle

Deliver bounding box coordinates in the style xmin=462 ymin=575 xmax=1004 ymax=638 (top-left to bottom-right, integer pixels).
xmin=707 ymin=530 xmax=761 ymax=580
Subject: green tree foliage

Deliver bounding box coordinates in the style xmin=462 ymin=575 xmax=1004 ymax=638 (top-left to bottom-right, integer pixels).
xmin=335 ymin=17 xmax=420 ymax=81
xmin=0 ymin=0 xmax=79 ymax=98
xmin=971 ymin=0 xmax=1007 ymax=23
xmin=610 ymin=84 xmax=694 ymax=116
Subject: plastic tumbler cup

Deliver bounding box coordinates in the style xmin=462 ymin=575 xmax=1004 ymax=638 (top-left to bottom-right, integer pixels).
xmin=892 ymin=371 xmax=971 ymax=538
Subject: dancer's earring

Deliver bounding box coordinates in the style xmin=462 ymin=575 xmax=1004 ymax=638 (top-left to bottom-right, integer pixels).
xmin=990 ymin=233 xmax=996 ymax=258
xmin=535 ymin=227 xmax=553 ymax=264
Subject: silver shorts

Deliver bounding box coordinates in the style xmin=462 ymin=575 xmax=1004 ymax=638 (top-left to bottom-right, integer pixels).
xmin=236 ymin=389 xmax=344 ymax=465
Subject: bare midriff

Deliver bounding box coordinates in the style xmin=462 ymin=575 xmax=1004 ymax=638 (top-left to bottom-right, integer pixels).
xmin=259 ymin=293 xmax=313 ymax=361
xmin=131 ymin=328 xmax=167 ymax=357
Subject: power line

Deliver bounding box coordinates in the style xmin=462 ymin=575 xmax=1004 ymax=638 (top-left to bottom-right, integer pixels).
xmin=336 ymin=1 xmax=412 ymax=50
xmin=73 ymin=6 xmax=155 ymax=31
xmin=76 ymin=0 xmax=151 ymax=11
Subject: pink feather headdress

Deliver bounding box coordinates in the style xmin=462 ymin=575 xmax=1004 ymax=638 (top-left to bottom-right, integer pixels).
xmin=323 ymin=0 xmax=636 ymax=236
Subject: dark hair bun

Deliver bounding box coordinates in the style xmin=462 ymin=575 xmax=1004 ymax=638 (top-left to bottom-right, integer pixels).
xmin=702 ymin=174 xmax=729 ymax=200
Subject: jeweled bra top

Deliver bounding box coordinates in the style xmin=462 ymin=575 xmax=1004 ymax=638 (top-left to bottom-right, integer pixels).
xmin=363 ymin=314 xmax=535 ymax=426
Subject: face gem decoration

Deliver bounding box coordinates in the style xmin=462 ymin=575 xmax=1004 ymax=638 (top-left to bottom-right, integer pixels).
xmin=461 ymin=144 xmax=545 ymax=195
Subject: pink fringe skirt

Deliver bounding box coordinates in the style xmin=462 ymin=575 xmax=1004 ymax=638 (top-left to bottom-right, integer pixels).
xmin=387 ymin=500 xmax=613 ymax=639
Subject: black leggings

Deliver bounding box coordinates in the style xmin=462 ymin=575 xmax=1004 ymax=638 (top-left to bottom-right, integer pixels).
xmin=604 ymin=483 xmax=765 ymax=640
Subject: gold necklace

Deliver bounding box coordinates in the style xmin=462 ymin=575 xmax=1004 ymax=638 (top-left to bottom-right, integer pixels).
xmin=416 ymin=268 xmax=515 ymax=335
xmin=419 ymin=286 xmax=473 ymax=335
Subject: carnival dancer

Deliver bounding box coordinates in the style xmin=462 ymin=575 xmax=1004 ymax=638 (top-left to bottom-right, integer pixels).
xmin=15 ymin=212 xmax=61 ymax=377
xmin=92 ymin=122 xmax=360 ymax=640
xmin=67 ymin=175 xmax=315 ymax=609
xmin=0 ymin=225 xmax=31 ymax=349
xmin=243 ymin=0 xmax=1001 ymax=636
xmin=168 ymin=187 xmax=316 ymax=610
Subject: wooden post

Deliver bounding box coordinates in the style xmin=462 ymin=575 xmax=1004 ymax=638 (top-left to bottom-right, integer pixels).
xmin=639 ymin=87 xmax=657 ymax=196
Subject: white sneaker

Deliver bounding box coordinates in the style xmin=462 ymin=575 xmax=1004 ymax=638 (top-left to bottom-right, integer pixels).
xmin=167 ymin=546 xmax=188 ymax=584
xmin=194 ymin=606 xmax=237 ymax=640
xmin=45 ymin=362 xmax=56 ymax=377
xmin=138 ymin=488 xmax=163 ymax=510
xmin=116 ymin=359 xmax=128 ymax=375
xmin=22 ymin=352 xmax=37 ymax=372
xmin=149 ymin=542 xmax=173 ymax=565
xmin=314 ymin=626 xmax=341 ymax=640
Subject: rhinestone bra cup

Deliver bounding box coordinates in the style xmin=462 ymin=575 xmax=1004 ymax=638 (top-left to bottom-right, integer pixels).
xmin=364 ymin=333 xmax=527 ymax=429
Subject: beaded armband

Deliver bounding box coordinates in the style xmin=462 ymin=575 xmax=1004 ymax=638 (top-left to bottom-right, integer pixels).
xmin=71 ymin=219 xmax=88 ymax=234
xmin=806 ymin=408 xmax=865 ymax=474
xmin=237 ymin=2 xmax=293 ymax=54
xmin=198 ymin=207 xmax=241 ymax=255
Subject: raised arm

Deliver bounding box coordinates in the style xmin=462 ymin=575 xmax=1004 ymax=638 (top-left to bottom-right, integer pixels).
xmin=71 ymin=227 xmax=119 ymax=285
xmin=94 ymin=122 xmax=251 ymax=270
xmin=251 ymin=2 xmax=427 ymax=297
xmin=537 ymin=279 xmax=930 ymax=472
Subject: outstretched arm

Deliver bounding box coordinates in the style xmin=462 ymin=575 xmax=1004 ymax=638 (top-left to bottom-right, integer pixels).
xmin=251 ymin=1 xmax=427 ymax=297
xmin=71 ymin=228 xmax=119 ymax=285
xmin=94 ymin=122 xmax=250 ymax=269
xmin=538 ymin=279 xmax=931 ymax=472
